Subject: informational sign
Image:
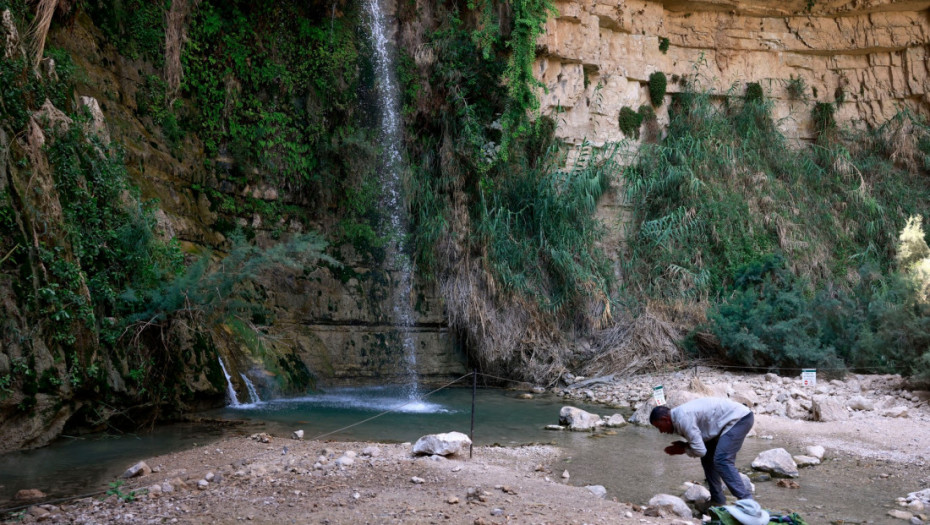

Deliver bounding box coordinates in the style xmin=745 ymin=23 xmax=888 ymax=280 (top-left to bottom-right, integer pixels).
xmin=801 ymin=369 xmax=817 ymax=387
xmin=653 ymin=385 xmax=666 ymax=406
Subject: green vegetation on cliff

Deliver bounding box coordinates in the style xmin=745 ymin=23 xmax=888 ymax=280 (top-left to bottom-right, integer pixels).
xmin=622 ymin=74 xmax=930 ymax=381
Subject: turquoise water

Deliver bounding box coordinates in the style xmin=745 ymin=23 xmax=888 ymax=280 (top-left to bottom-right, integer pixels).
xmin=0 ymin=387 xmax=916 ymax=523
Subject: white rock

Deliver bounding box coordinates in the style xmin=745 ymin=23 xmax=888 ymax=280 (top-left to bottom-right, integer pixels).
xmin=683 ymin=484 xmax=711 ymax=503
xmin=648 ymin=494 xmax=692 ymax=519
xmin=361 ymin=447 xmax=381 ymax=457
xmin=292 ymin=430 xmax=304 ymax=440
xmin=197 ymin=480 xmax=208 ymax=490
xmin=848 ymin=395 xmax=874 ymax=411
xmin=605 ymin=414 xmax=627 ymax=427
xmin=411 ymin=476 xmax=425 ymax=484
xmin=586 ymin=485 xmax=607 ymax=498
xmin=335 ymin=456 xmax=355 ymax=467
xmin=344 ymin=451 xmax=357 ymax=459
xmin=882 ymin=406 xmax=909 ymax=418
xmin=412 ymin=432 xmax=472 ymax=456
xmin=559 ymin=406 xmax=602 ymax=431
xmin=752 ymin=448 xmax=799 ymax=478
xmin=805 ymin=445 xmax=825 ymax=460
xmin=812 ymin=396 xmax=848 ymax=422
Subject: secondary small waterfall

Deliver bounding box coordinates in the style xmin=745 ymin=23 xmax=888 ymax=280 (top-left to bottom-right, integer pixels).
xmin=218 ymin=357 xmax=240 ymax=407
xmin=240 ymin=373 xmax=262 ymax=404
xmin=364 ymin=0 xmax=419 ymax=396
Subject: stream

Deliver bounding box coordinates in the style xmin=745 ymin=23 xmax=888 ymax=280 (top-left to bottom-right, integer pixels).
xmin=0 ymin=387 xmax=915 ymax=523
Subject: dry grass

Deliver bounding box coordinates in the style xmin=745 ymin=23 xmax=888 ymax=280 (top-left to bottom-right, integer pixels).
xmin=580 ymin=300 xmax=704 ymax=378
xmin=879 ymin=112 xmax=930 ymax=174
xmin=26 ymin=0 xmax=57 ymax=68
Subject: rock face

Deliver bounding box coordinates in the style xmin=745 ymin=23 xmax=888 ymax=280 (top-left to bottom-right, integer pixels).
xmin=535 ymin=0 xmax=930 ymax=147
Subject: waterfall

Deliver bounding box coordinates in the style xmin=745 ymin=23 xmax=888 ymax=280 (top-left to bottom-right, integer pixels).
xmin=364 ymin=0 xmax=419 ymax=396
xmin=218 ymin=357 xmax=240 ymax=407
xmin=240 ymin=373 xmax=262 ymax=404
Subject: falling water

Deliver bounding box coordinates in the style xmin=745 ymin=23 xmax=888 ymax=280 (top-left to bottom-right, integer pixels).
xmin=364 ymin=0 xmax=419 ymax=396
xmin=240 ymin=373 xmax=262 ymax=404
xmin=218 ymin=357 xmax=240 ymax=407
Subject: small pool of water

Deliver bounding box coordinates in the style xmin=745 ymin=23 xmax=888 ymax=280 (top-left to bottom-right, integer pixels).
xmin=0 ymin=387 xmax=917 ymax=524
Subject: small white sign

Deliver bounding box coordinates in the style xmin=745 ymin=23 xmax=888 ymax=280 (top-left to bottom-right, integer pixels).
xmin=801 ymin=369 xmax=817 ymax=387
xmin=653 ymin=385 xmax=666 ymax=406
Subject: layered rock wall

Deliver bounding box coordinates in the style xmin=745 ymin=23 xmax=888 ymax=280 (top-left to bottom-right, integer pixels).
xmin=536 ymin=0 xmax=930 ymax=145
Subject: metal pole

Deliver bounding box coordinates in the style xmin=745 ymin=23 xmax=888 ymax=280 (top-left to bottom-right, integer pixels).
xmin=469 ymin=368 xmax=477 ymax=459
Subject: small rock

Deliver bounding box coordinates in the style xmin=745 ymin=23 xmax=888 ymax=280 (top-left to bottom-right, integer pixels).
xmin=518 ymin=393 xmax=533 ymax=399
xmin=292 ymin=430 xmax=304 ymax=440
xmin=491 ymin=508 xmax=504 ymax=516
xmin=561 ymin=470 xmax=570 ymax=480
xmin=121 ymin=461 xmax=152 ymax=479
xmin=605 ymin=414 xmax=627 ymax=427
xmin=411 ymin=477 xmax=425 ymax=484
xmin=882 ymin=406 xmax=909 ymax=418
xmin=205 ymin=472 xmax=215 ymax=482
xmin=447 ymin=496 xmax=459 ymax=504
xmin=197 ymin=480 xmax=208 ymax=490
xmin=776 ymin=479 xmax=800 ymax=489
xmin=805 ymin=445 xmax=825 ymax=460
xmin=586 ymin=485 xmax=607 ymax=498
xmin=889 ymin=509 xmax=914 ymax=520
xmin=793 ymin=455 xmax=821 ymax=467
xmin=335 ymin=456 xmax=354 ymax=467
xmin=361 ymin=447 xmax=381 ymax=457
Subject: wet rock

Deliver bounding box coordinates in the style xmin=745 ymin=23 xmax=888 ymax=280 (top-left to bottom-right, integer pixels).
xmin=888 ymin=509 xmax=914 ymax=520
xmin=793 ymin=455 xmax=821 ymax=467
xmin=648 ymin=494 xmax=692 ymax=519
xmin=544 ymin=424 xmax=565 ymax=431
xmin=752 ymin=448 xmax=799 ymax=478
xmin=518 ymin=393 xmax=533 ymax=399
xmin=121 ymin=461 xmax=152 ymax=479
xmin=605 ymin=414 xmax=626 ymax=427
xmin=558 ymin=406 xmax=602 ymax=431
xmin=585 ymin=485 xmax=607 ymax=498
xmin=15 ymin=489 xmax=46 ymax=501
xmin=413 ymin=432 xmax=472 ymax=457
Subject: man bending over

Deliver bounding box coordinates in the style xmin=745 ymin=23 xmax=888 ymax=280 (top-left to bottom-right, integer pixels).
xmin=650 ymin=397 xmax=755 ymax=506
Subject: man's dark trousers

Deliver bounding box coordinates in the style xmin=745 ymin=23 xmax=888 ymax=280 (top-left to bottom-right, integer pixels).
xmin=701 ymin=412 xmax=754 ymax=504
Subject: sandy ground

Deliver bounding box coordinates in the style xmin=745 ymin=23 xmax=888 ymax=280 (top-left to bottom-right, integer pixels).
xmin=4 ymin=371 xmax=930 ymax=525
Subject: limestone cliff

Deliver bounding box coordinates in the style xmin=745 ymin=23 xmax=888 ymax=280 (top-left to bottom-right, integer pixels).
xmin=535 ymin=0 xmax=930 ymax=144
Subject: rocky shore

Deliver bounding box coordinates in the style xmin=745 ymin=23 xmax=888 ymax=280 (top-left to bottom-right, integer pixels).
xmin=3 ymin=369 xmax=930 ymax=524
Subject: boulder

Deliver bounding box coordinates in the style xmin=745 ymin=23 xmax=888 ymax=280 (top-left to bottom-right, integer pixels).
xmin=14 ymin=489 xmax=46 ymax=501
xmin=811 ymin=396 xmax=848 ymax=422
xmin=751 ymin=448 xmax=799 ymax=478
xmin=412 ymin=431 xmax=472 ymax=456
xmin=847 ymin=395 xmax=874 ymax=411
xmin=805 ymin=445 xmax=825 ymax=460
xmin=882 ymin=406 xmax=909 ymax=418
xmin=683 ymin=483 xmax=711 ymax=503
xmin=121 ymin=461 xmax=152 ymax=479
xmin=648 ymin=494 xmax=692 ymax=519
xmin=559 ymin=406 xmax=602 ymax=431
xmin=605 ymin=414 xmax=626 ymax=427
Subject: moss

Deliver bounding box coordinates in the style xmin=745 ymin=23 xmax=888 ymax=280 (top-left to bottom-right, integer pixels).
xmin=648 ymin=71 xmax=667 ymax=107
xmin=619 ymin=106 xmax=644 ymax=138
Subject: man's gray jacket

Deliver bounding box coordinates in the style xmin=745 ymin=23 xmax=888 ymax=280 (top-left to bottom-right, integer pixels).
xmin=670 ymin=397 xmax=751 ymax=458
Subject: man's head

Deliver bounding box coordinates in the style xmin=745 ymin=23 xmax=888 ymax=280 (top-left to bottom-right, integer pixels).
xmin=650 ymin=405 xmax=673 ymax=434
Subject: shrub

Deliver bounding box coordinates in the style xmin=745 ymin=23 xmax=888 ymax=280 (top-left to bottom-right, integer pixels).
xmin=785 ymin=75 xmax=807 ymax=100
xmin=649 ymin=71 xmax=667 ymax=107
xmin=658 ymin=37 xmax=670 ymax=54
xmin=618 ymin=106 xmax=643 ymax=138
xmin=745 ymin=82 xmax=763 ymax=103
xmin=812 ymin=102 xmax=836 ymax=138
